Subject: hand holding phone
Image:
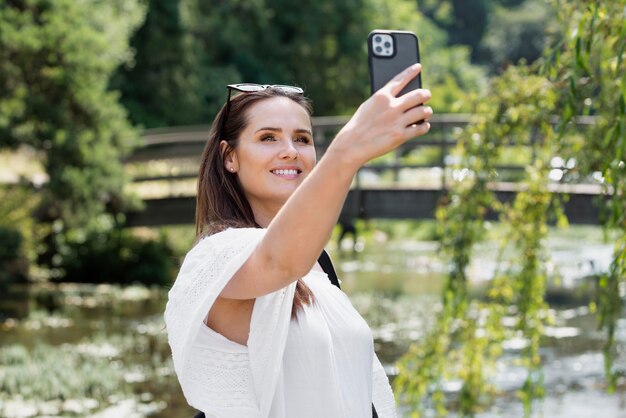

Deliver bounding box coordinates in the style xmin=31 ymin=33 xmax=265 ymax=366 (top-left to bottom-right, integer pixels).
xmin=331 ymin=62 xmax=431 ymax=170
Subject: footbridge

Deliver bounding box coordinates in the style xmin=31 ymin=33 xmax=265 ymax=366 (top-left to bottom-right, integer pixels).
xmin=124 ymin=115 xmax=606 ymax=227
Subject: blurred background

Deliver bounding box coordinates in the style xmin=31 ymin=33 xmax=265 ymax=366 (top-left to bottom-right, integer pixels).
xmin=1 ymin=0 xmax=625 ymax=416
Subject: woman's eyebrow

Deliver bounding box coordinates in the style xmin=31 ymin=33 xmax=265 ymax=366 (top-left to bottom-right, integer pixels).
xmin=294 ymin=128 xmax=313 ymax=136
xmin=255 ymin=127 xmax=282 ymax=133
xmin=255 ymin=127 xmax=313 ymax=136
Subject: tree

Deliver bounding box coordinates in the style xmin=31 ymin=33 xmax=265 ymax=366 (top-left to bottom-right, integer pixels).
xmin=548 ymin=0 xmax=626 ymax=391
xmin=417 ymin=0 xmax=492 ymax=60
xmin=395 ymin=0 xmax=626 ymax=416
xmin=114 ymin=0 xmax=486 ymax=124
xmin=0 ymin=0 xmax=145 ymax=229
xmin=111 ymin=0 xmax=207 ymax=128
xmin=481 ymin=0 xmax=557 ymax=71
xmin=172 ymin=0 xmax=376 ymax=117
xmin=418 ymin=0 xmax=557 ymax=72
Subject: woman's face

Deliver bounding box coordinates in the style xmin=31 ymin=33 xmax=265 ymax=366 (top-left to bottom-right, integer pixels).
xmin=223 ymin=96 xmax=316 ymax=223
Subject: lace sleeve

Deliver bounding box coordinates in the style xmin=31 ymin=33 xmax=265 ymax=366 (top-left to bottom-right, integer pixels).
xmin=164 ymin=227 xmax=298 ymax=417
xmin=164 ymin=228 xmax=266 ymax=386
xmin=372 ymin=353 xmax=398 ymax=418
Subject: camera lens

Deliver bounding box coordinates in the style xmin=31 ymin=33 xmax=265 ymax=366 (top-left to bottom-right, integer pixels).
xmin=384 ymin=41 xmax=391 ymax=48
xmin=374 ymin=36 xmax=381 ymax=43
xmin=375 ymin=46 xmax=382 ymax=53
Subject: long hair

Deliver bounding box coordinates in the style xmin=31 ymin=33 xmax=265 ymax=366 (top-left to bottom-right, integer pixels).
xmin=196 ymin=88 xmax=315 ymax=317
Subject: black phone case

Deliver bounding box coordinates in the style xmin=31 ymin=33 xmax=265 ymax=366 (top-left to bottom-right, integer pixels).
xmin=368 ymin=30 xmax=421 ymax=96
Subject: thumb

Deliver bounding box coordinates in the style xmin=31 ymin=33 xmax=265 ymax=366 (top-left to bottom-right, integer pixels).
xmin=382 ymin=63 xmax=422 ymax=97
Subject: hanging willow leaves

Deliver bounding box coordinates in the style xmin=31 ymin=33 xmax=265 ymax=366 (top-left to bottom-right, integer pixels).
xmin=395 ymin=0 xmax=625 ymax=416
xmin=547 ymin=0 xmax=626 ymax=391
xmin=395 ymin=66 xmax=560 ymax=416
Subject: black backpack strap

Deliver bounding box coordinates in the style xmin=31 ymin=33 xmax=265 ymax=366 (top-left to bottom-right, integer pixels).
xmin=317 ymin=249 xmax=341 ymax=289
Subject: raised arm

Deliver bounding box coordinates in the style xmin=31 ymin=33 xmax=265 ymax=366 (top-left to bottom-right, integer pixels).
xmin=221 ymin=64 xmax=432 ymax=299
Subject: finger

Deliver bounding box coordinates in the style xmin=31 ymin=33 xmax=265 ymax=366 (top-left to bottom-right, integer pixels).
xmin=402 ymin=105 xmax=433 ymax=127
xmin=405 ymin=121 xmax=431 ymax=137
xmin=382 ymin=63 xmax=422 ymax=97
xmin=398 ymin=89 xmax=432 ymax=110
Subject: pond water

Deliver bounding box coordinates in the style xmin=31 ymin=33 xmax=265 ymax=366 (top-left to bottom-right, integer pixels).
xmin=0 ymin=225 xmax=624 ymax=417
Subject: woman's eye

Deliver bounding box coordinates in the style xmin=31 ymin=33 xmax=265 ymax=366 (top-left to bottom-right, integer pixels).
xmin=295 ymin=136 xmax=312 ymax=144
xmin=260 ymin=135 xmax=276 ymax=142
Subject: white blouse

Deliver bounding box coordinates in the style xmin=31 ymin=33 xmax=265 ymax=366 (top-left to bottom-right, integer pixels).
xmin=165 ymin=228 xmax=396 ymax=418
xmin=280 ymin=270 xmax=376 ymax=417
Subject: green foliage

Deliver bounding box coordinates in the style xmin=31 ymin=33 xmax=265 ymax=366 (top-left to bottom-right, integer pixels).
xmin=0 ymin=227 xmax=28 ymax=289
xmin=114 ymin=0 xmax=375 ymax=123
xmin=113 ymin=0 xmax=486 ymax=125
xmin=482 ymin=0 xmax=557 ymax=70
xmin=545 ymin=0 xmax=626 ymax=391
xmin=111 ymin=0 xmax=208 ymax=128
xmin=396 ymin=66 xmax=558 ymax=416
xmin=0 ymin=0 xmax=145 ymax=228
xmin=426 ymin=46 xmax=488 ymax=112
xmin=396 ymin=0 xmax=626 ymax=415
xmin=418 ymin=0 xmax=492 ymax=60
xmin=419 ymin=0 xmax=559 ymax=73
xmin=55 ymin=228 xmax=176 ymax=286
xmin=0 ymin=185 xmax=40 ymax=286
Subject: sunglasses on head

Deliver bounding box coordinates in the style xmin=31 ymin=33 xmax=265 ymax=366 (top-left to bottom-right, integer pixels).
xmin=221 ymin=83 xmax=304 ymax=132
xmin=226 ymin=83 xmax=304 ymax=103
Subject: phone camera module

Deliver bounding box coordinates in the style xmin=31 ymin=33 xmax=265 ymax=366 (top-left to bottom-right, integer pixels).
xmin=372 ymin=33 xmax=394 ymax=57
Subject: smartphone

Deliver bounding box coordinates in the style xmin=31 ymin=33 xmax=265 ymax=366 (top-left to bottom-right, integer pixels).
xmin=367 ymin=30 xmax=421 ymax=96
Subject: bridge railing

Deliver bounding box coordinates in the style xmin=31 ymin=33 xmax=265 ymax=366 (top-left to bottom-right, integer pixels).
xmin=123 ymin=114 xmax=606 ymax=226
xmin=129 ymin=114 xmax=599 ymax=194
xmin=127 ymin=114 xmax=473 ymax=191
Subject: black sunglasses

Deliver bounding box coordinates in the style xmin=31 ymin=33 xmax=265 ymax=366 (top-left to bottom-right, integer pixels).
xmin=222 ymin=84 xmax=304 ymax=130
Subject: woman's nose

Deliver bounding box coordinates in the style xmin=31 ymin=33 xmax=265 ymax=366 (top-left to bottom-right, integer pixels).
xmin=278 ymin=140 xmax=298 ymax=160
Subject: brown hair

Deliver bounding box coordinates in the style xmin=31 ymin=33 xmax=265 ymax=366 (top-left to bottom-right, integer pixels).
xmin=196 ymin=87 xmax=315 ymax=318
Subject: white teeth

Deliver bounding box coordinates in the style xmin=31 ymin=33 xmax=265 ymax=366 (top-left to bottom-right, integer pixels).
xmin=273 ymin=169 xmax=298 ymax=175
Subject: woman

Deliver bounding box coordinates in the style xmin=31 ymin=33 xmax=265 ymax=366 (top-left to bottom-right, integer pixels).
xmin=165 ymin=63 xmax=432 ymax=418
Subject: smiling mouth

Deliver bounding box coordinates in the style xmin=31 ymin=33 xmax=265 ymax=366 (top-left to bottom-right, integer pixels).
xmin=271 ymin=169 xmax=301 ymax=176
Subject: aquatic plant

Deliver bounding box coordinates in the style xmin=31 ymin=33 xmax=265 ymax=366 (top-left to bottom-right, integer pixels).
xmin=0 ymin=318 xmax=174 ymax=417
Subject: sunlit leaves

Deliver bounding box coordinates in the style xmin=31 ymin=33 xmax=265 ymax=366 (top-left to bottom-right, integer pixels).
xmin=548 ymin=0 xmax=626 ymax=392
xmin=394 ymin=1 xmax=626 ymax=413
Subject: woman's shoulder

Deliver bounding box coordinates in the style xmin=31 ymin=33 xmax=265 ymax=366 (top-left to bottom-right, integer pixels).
xmin=169 ymin=227 xmax=268 ymax=299
xmin=180 ymin=227 xmax=266 ymax=268
xmin=194 ymin=227 xmax=266 ymax=250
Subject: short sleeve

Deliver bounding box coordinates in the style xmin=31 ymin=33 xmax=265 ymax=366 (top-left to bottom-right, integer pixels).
xmin=164 ymin=227 xmax=298 ymax=417
xmin=164 ymin=228 xmax=266 ymax=385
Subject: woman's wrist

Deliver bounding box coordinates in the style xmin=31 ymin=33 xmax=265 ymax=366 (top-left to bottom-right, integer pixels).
xmin=323 ymin=128 xmax=367 ymax=174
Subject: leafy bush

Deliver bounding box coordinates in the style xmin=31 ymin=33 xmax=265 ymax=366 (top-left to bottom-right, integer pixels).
xmin=0 ymin=227 xmax=29 ymax=289
xmin=0 ymin=185 xmax=39 ymax=287
xmin=481 ymin=0 xmax=556 ymax=71
xmin=57 ymin=229 xmax=176 ymax=286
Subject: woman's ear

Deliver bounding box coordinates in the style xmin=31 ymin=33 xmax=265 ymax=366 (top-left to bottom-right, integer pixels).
xmin=220 ymin=140 xmax=238 ymax=173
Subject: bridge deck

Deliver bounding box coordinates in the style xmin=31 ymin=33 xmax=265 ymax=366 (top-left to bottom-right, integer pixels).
xmin=125 ymin=183 xmax=607 ymax=227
